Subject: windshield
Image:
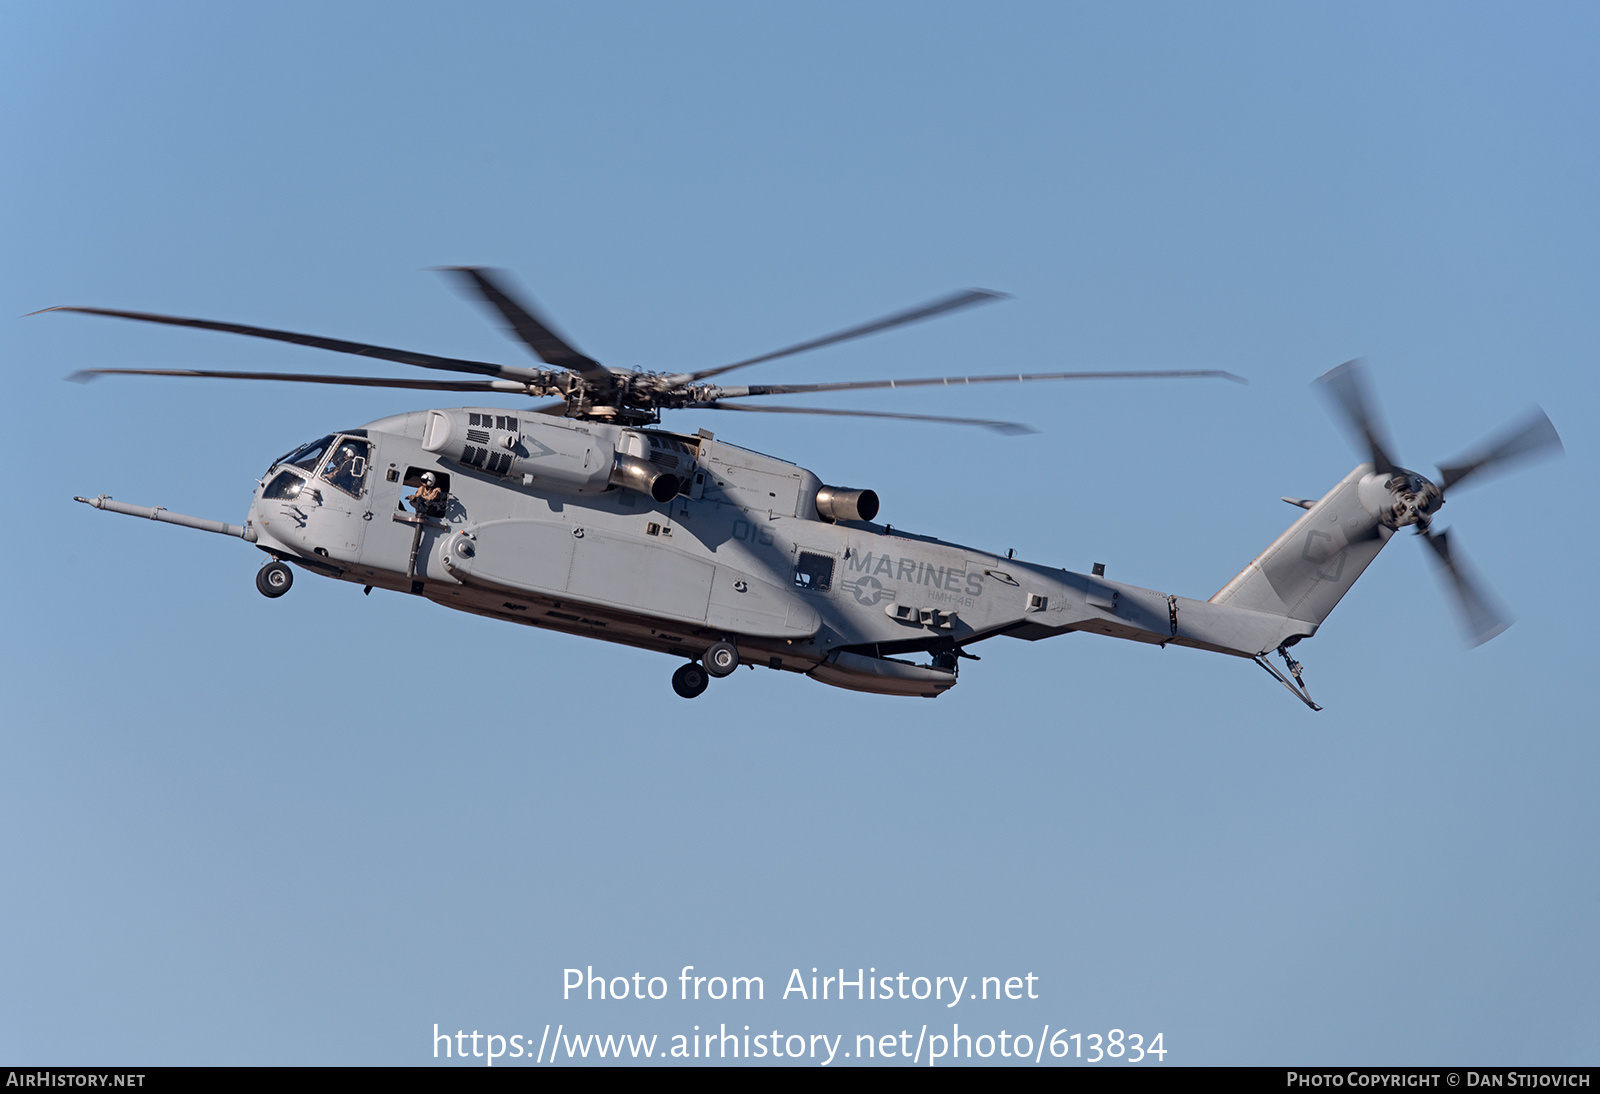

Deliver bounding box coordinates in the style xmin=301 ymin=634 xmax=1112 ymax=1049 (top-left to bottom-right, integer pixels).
xmin=263 ymin=470 xmax=307 ymax=500
xmin=280 ymin=435 xmax=336 ymax=473
xmin=320 ymin=437 xmax=370 ymax=498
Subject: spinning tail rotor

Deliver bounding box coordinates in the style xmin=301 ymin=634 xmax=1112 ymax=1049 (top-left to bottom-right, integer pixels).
xmin=1314 ymin=358 xmax=1563 ymax=646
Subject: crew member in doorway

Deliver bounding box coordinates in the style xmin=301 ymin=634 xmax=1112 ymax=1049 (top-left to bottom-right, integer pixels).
xmin=409 ymin=472 xmax=444 ymax=515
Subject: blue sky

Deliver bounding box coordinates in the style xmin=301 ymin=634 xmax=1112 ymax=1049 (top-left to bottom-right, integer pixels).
xmin=3 ymin=2 xmax=1596 ymax=1066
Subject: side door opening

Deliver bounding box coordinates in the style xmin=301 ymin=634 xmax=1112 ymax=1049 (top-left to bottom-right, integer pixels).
xmin=402 ymin=467 xmax=451 ymax=515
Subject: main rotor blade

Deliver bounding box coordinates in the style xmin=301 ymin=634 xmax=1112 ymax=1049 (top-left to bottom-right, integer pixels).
xmin=1437 ymin=407 xmax=1563 ymax=494
xmin=66 ymin=367 xmax=536 ymax=393
xmin=708 ymin=367 xmax=1246 ymax=399
xmin=685 ymin=289 xmax=1007 ymax=384
xmin=1421 ymin=528 xmax=1511 ymax=647
xmin=686 ymin=400 xmax=1035 ymax=435
xmin=33 ymin=306 xmax=549 ymax=383
xmin=440 ymin=267 xmax=613 ymax=386
xmin=1315 ymin=358 xmax=1398 ymax=475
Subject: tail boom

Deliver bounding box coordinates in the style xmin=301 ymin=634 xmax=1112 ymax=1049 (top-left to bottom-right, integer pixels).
xmin=997 ymin=464 xmax=1395 ymax=661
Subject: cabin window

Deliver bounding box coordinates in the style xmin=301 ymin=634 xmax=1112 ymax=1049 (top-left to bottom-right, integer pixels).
xmin=320 ymin=437 xmax=370 ymax=498
xmin=794 ymin=551 xmax=834 ymax=592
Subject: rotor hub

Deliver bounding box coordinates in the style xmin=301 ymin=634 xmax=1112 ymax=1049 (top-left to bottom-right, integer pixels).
xmin=565 ymin=400 xmax=658 ymax=427
xmin=1378 ymin=468 xmax=1444 ymax=531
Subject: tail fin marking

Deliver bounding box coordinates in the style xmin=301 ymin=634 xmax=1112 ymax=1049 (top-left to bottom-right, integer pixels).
xmin=1210 ymin=464 xmax=1392 ymax=627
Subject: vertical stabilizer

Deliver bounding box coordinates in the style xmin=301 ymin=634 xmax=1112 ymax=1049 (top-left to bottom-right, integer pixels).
xmin=1211 ymin=464 xmax=1393 ymax=627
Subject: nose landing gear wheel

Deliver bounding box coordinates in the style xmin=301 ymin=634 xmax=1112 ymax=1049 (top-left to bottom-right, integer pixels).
xmin=256 ymin=561 xmax=293 ymax=598
xmin=703 ymin=640 xmax=740 ymax=678
xmin=672 ymin=662 xmax=709 ymax=699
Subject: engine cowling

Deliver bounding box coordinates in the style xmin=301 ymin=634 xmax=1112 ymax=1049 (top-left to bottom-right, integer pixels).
xmin=421 ymin=411 xmax=687 ymax=501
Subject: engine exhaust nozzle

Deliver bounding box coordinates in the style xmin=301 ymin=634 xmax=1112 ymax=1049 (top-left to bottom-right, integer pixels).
xmin=815 ymin=486 xmax=879 ymax=523
xmin=611 ymin=454 xmax=681 ymax=503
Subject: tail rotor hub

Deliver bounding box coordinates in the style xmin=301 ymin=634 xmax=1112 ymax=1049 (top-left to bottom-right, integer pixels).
xmin=1382 ymin=469 xmax=1444 ymax=531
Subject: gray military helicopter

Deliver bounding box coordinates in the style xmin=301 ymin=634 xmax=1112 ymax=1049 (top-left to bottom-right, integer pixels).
xmin=49 ymin=269 xmax=1560 ymax=706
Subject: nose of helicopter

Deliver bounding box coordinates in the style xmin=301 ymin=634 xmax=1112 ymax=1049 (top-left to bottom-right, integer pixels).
xmin=247 ymin=460 xmax=319 ymax=554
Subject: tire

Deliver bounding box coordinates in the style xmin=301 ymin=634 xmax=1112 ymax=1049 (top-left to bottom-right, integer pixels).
xmin=256 ymin=561 xmax=294 ymax=598
xmin=672 ymin=662 xmax=709 ymax=699
xmin=703 ymin=640 xmax=740 ymax=678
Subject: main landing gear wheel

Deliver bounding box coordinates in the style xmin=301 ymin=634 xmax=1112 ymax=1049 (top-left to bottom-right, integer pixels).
xmin=256 ymin=561 xmax=293 ymax=598
xmin=672 ymin=662 xmax=709 ymax=699
xmin=703 ymin=640 xmax=740 ymax=678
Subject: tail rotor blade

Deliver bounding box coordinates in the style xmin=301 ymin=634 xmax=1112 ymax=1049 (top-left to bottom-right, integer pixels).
xmin=1437 ymin=407 xmax=1563 ymax=493
xmin=1315 ymin=358 xmax=1399 ymax=474
xmin=1421 ymin=528 xmax=1512 ymax=647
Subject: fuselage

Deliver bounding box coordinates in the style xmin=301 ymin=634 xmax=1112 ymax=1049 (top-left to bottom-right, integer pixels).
xmin=244 ymin=407 xmax=1309 ymax=696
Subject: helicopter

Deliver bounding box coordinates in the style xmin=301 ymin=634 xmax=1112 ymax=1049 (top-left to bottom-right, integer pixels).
xmin=48 ymin=269 xmax=1561 ymax=706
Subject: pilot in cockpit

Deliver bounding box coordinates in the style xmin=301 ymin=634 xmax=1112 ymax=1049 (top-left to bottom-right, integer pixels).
xmin=409 ymin=471 xmax=445 ymax=515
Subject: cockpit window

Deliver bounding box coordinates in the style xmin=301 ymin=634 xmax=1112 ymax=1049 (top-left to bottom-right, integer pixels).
xmin=284 ymin=435 xmax=336 ymax=472
xmin=263 ymin=470 xmax=307 ymax=500
xmin=320 ymin=437 xmax=370 ymax=498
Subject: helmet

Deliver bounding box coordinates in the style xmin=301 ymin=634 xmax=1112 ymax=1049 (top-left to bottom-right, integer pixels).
xmin=422 ymin=472 xmax=436 ymax=485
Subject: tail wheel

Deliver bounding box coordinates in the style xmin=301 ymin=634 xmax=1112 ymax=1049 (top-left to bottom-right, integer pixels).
xmin=256 ymin=561 xmax=293 ymax=598
xmin=672 ymin=662 xmax=709 ymax=699
xmin=703 ymin=640 xmax=740 ymax=678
